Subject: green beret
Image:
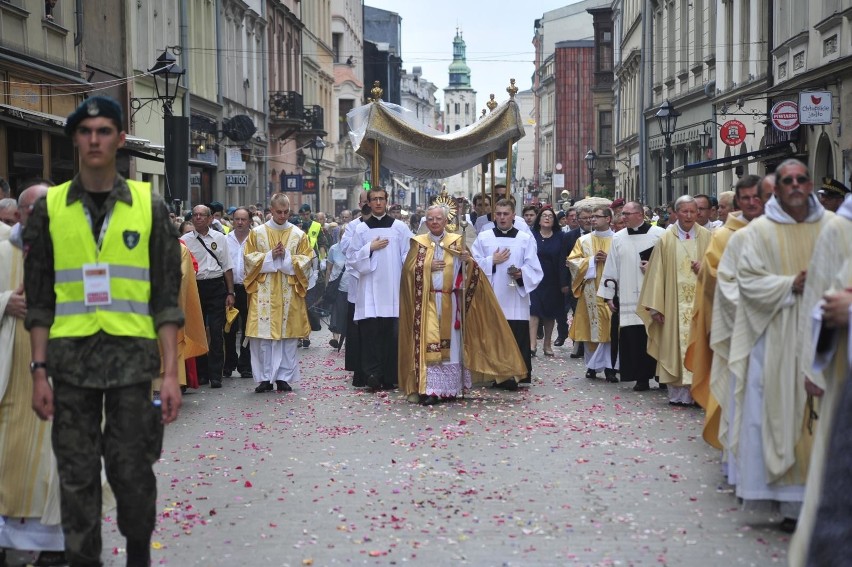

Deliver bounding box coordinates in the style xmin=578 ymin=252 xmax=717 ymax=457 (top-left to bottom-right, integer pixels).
xmin=64 ymin=96 xmax=124 ymax=137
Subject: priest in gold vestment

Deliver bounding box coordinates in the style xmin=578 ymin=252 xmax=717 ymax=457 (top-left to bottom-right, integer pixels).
xmin=727 ymin=159 xmax=832 ymax=531
xmin=638 ymin=195 xmax=711 ymax=405
xmin=568 ymin=205 xmax=616 ymax=381
xmin=243 ymin=193 xmax=312 ymax=393
xmin=398 ymin=205 xmax=527 ymax=405
xmin=686 ymin=175 xmax=766 ymax=448
xmin=0 ymin=183 xmax=64 ymax=560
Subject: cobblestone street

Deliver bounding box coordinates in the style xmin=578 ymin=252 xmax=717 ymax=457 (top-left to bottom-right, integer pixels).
xmin=78 ymin=330 xmax=789 ymax=566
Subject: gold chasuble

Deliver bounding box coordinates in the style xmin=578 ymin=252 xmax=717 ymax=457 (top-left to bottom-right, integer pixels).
xmin=398 ymin=232 xmax=526 ymax=395
xmin=567 ymin=232 xmax=613 ymax=347
xmin=243 ymin=223 xmax=313 ymax=340
xmin=639 ymin=227 xmax=711 ymax=386
xmin=157 ymin=243 xmax=208 ymax=389
xmin=685 ymin=212 xmax=748 ymax=448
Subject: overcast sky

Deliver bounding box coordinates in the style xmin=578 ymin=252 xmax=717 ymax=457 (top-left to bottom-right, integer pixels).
xmin=364 ymin=0 xmax=581 ymax=113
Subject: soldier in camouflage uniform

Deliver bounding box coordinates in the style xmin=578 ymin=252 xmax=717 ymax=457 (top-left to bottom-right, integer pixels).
xmin=24 ymin=96 xmax=183 ymax=567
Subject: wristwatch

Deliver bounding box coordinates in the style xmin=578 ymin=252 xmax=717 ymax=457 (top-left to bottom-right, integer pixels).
xmin=29 ymin=361 xmax=47 ymax=373
xmin=226 ymin=291 xmax=235 ymax=296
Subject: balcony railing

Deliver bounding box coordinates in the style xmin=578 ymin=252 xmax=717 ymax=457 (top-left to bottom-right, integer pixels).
xmin=269 ymin=91 xmax=304 ymax=122
xmin=303 ymin=105 xmax=324 ymax=131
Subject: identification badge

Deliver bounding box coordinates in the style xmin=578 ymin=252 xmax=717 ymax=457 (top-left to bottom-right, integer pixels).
xmin=83 ymin=263 xmax=112 ymax=306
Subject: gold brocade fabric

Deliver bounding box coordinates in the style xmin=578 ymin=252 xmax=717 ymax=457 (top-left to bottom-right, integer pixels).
xmin=244 ymin=224 xmax=312 ymax=340
xmin=398 ymin=233 xmax=527 ymax=396
xmin=353 ymin=101 xmax=525 ymax=179
xmin=567 ymin=234 xmax=613 ymax=346
xmin=639 ymin=227 xmax=711 ymax=386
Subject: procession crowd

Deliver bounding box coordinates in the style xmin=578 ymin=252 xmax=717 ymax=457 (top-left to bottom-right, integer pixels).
xmin=1 ymin=94 xmax=852 ymax=567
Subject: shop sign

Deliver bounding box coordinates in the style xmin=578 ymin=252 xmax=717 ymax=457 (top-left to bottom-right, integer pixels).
xmin=719 ymin=120 xmax=747 ymax=146
xmin=771 ymin=100 xmax=800 ymax=132
xmin=225 ymin=174 xmax=247 ymax=186
xmin=799 ymin=91 xmax=832 ymax=125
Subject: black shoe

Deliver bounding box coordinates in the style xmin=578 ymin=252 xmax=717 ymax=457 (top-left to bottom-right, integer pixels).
xmin=223 ymin=368 xmax=236 ymax=378
xmin=553 ymin=337 xmax=565 ymax=347
xmin=531 ymin=349 xmax=537 ymax=357
xmin=210 ymin=379 xmax=222 ymax=389
xmin=302 ymin=339 xmax=311 ymax=348
xmin=779 ymin=517 xmax=797 ymax=533
xmin=240 ymin=370 xmax=253 ymax=379
xmin=658 ymin=383 xmax=668 ymax=391
xmin=33 ymin=550 xmax=68 ymax=567
xmin=633 ymin=381 xmax=650 ymax=392
xmin=180 ymin=385 xmax=187 ymax=394
xmin=276 ymin=380 xmax=292 ymax=392
xmin=198 ymin=377 xmax=210 ymax=385
xmin=519 ymin=376 xmax=532 ymax=384
xmin=420 ymin=395 xmax=441 ymax=406
xmin=570 ymin=351 xmax=583 ymax=359
xmin=297 ymin=339 xmax=304 ymax=348
xmin=490 ymin=379 xmax=518 ymax=391
xmin=366 ymin=374 xmax=383 ymax=391
xmin=585 ymin=369 xmax=598 ymax=380
xmin=604 ymin=369 xmax=619 ymax=383
xmin=329 ymin=339 xmax=340 ymax=349
xmin=537 ymin=327 xmax=544 ymax=340
xmin=254 ymin=381 xmax=273 ymax=393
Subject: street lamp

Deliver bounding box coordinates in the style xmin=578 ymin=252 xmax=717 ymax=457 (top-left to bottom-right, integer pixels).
xmin=308 ymin=136 xmax=326 ymax=210
xmin=130 ymin=50 xmax=188 ymax=210
xmin=584 ymin=149 xmax=597 ymax=197
xmin=148 ymin=50 xmax=185 ymax=117
xmin=656 ymin=99 xmax=680 ymax=203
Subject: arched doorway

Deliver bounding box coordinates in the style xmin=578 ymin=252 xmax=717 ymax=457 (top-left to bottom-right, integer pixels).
xmin=813 ymin=132 xmax=834 ymax=180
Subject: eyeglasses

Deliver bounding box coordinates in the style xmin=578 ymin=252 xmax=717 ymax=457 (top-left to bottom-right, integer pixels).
xmin=779 ymin=175 xmax=809 ymax=186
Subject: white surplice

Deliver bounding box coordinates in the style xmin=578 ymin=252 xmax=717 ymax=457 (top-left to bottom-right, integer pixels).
xmin=471 ymin=229 xmax=543 ymax=321
xmin=348 ymin=217 xmax=412 ymax=320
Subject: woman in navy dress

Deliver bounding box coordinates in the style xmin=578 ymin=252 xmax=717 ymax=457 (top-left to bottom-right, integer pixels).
xmin=529 ymin=207 xmax=565 ymax=357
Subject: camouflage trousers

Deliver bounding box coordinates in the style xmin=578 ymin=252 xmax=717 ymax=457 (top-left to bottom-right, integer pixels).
xmin=52 ymin=380 xmax=163 ymax=566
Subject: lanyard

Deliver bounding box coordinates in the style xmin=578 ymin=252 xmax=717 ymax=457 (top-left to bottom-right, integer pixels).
xmin=82 ymin=204 xmax=113 ymax=255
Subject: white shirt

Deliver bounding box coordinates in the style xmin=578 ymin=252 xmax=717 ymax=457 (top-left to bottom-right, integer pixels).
xmin=183 ymin=228 xmax=232 ymax=280
xmin=227 ymin=230 xmax=250 ymax=284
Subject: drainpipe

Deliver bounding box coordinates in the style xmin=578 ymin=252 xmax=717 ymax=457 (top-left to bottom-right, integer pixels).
xmin=638 ymin=0 xmax=650 ymax=205
xmin=261 ymin=0 xmax=269 ymax=205
xmin=74 ymin=0 xmax=83 ymax=46
xmin=180 ymin=0 xmax=192 ymax=208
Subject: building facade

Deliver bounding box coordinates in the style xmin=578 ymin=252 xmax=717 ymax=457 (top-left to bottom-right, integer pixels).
xmin=443 ymin=30 xmax=477 ymax=199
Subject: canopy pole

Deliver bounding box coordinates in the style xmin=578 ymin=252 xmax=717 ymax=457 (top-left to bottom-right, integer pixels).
xmin=505 ymin=138 xmax=514 ymax=207
xmin=489 ymin=152 xmax=496 ymax=206
xmin=372 ymin=139 xmax=380 ymax=189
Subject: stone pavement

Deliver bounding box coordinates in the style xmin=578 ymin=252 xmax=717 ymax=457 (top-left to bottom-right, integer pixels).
xmin=14 ymin=329 xmax=792 ymax=566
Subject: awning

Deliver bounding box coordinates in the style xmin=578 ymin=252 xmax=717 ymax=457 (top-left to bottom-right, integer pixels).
xmin=670 ymin=143 xmax=795 ymax=178
xmin=0 ymin=103 xmax=66 ymax=131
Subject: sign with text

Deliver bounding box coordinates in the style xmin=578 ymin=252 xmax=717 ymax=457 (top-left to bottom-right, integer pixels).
xmin=719 ymin=120 xmax=747 ymax=146
xmin=771 ymin=100 xmax=800 ymax=132
xmin=799 ymin=91 xmax=832 ymax=125
xmin=226 ymin=148 xmax=246 ymax=171
xmin=331 ymin=189 xmax=347 ymax=201
xmin=225 ymin=174 xmax=247 ymax=186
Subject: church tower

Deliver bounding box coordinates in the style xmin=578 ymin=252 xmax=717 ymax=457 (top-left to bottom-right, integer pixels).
xmin=443 ymin=29 xmax=477 ymax=198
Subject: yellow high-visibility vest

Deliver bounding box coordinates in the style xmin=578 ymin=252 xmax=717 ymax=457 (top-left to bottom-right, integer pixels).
xmin=47 ymin=180 xmax=157 ymax=339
